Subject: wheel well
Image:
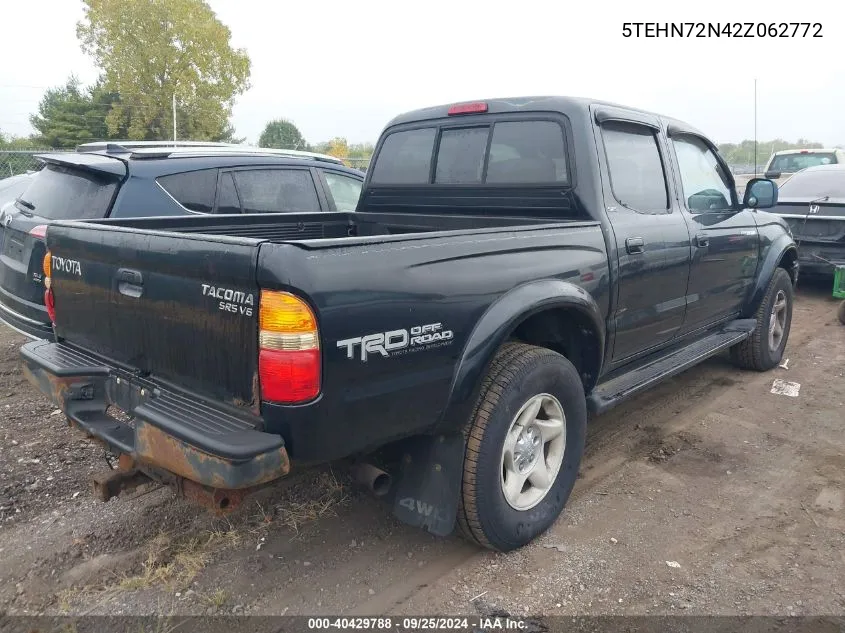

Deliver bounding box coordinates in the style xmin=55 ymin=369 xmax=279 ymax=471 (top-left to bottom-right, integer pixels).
xmin=779 ymin=248 xmax=798 ymax=284
xmin=509 ymin=308 xmax=602 ymax=391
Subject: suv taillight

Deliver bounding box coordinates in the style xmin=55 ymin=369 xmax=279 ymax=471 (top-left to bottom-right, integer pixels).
xmin=258 ymin=290 xmax=320 ymax=403
xmin=43 ymin=251 xmax=55 ymax=323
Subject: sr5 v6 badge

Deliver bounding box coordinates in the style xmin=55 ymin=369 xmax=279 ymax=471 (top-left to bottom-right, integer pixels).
xmin=337 ymin=322 xmax=454 ymax=362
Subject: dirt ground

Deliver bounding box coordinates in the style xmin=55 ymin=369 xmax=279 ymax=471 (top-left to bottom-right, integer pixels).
xmin=1 ymin=282 xmax=844 ymax=619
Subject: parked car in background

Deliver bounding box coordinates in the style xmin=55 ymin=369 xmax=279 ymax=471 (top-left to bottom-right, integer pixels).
xmin=769 ymin=164 xmax=845 ymax=277
xmin=764 ymin=148 xmax=845 ymax=184
xmin=0 ymin=142 xmax=364 ymax=338
xmin=0 ymin=172 xmax=36 ymax=209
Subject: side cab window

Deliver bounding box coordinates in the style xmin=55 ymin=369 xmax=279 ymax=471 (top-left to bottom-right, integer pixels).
xmin=671 ymin=135 xmax=735 ymax=212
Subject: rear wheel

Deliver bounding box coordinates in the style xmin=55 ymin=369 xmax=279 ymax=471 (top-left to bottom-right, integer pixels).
xmin=730 ymin=268 xmax=793 ymax=370
xmin=457 ymin=343 xmax=586 ymax=552
xmin=838 ymin=301 xmax=845 ymax=326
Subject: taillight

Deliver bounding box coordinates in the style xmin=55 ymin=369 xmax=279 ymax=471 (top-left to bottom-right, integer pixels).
xmin=29 ymin=225 xmax=48 ymax=239
xmin=43 ymin=250 xmax=55 ymax=323
xmin=258 ymin=290 xmax=320 ymax=403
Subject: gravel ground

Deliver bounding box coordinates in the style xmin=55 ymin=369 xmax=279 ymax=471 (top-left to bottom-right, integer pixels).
xmin=1 ymin=281 xmax=843 ymax=619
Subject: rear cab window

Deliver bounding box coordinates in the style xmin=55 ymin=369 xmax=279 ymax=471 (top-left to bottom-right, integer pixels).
xmin=369 ymin=119 xmax=570 ymax=186
xmin=16 ymin=163 xmax=119 ymax=220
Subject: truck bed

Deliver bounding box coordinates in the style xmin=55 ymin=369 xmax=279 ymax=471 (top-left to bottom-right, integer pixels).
xmin=81 ymin=210 xmax=581 ymax=243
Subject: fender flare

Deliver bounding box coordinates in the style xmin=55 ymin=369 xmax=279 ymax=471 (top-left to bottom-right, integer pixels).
xmin=745 ymin=236 xmax=798 ymax=317
xmin=435 ymin=279 xmax=605 ymax=433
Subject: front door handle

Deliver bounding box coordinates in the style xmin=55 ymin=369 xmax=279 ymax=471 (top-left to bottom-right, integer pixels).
xmin=625 ymin=237 xmax=644 ymax=254
xmin=695 ymin=235 xmax=709 ymax=248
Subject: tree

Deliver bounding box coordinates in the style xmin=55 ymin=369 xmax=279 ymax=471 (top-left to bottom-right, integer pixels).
xmin=259 ymin=119 xmax=307 ymax=150
xmin=324 ymin=137 xmax=349 ymax=161
xmin=77 ymin=0 xmax=251 ymax=141
xmin=717 ymin=138 xmax=824 ymax=166
xmin=29 ymin=76 xmax=126 ymax=148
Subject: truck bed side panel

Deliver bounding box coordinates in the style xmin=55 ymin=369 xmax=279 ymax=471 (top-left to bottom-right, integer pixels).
xmin=257 ymin=223 xmax=610 ymax=460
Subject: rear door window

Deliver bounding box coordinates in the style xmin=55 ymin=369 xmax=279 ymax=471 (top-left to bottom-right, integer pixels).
xmin=232 ymin=169 xmax=321 ymax=213
xmin=216 ymin=171 xmax=242 ymax=214
xmin=15 ymin=164 xmax=119 ymax=220
xmin=602 ymin=122 xmax=669 ymax=212
xmin=157 ymin=169 xmax=218 ymax=213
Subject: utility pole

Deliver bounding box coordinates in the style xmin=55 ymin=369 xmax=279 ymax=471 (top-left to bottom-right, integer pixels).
xmin=753 ymin=78 xmax=758 ymax=176
xmin=172 ymin=93 xmax=177 ymax=145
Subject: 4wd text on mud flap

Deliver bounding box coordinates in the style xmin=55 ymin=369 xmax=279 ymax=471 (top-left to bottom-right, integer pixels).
xmin=201 ymin=284 xmax=255 ymax=317
xmin=397 ymin=497 xmax=451 ymax=523
xmin=51 ymin=256 xmax=82 ymax=276
xmin=336 ymin=322 xmax=454 ymax=362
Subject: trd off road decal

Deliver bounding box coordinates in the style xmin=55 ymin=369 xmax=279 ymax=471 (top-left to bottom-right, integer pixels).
xmin=337 ymin=322 xmax=454 ymax=362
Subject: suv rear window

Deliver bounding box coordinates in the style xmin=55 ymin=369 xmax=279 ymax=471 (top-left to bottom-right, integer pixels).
xmin=16 ymin=163 xmax=118 ymax=220
xmin=157 ymin=169 xmax=218 ymax=213
xmin=371 ymin=120 xmax=569 ymax=185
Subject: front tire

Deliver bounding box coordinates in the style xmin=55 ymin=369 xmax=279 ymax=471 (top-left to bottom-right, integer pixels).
xmin=457 ymin=343 xmax=587 ymax=552
xmin=731 ymin=268 xmax=793 ymax=370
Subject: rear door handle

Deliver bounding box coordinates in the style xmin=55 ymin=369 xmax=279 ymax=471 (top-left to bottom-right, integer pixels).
xmin=695 ymin=235 xmax=709 ymax=248
xmin=116 ymin=268 xmax=143 ymax=298
xmin=625 ymin=237 xmax=644 ymax=254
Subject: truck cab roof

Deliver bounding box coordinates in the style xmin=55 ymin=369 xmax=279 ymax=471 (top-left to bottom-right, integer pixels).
xmin=384 ymin=95 xmax=707 ymax=139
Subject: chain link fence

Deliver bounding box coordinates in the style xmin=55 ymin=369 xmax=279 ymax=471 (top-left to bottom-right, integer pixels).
xmin=0 ymin=149 xmax=68 ymax=179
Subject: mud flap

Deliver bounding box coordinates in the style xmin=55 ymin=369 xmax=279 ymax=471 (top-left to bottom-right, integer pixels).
xmin=391 ymin=434 xmax=464 ymax=537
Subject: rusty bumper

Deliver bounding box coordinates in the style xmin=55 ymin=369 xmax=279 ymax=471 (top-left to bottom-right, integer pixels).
xmin=21 ymin=340 xmax=290 ymax=494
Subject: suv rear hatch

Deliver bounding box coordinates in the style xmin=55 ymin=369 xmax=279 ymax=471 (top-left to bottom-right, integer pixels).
xmin=0 ymin=154 xmax=125 ymax=337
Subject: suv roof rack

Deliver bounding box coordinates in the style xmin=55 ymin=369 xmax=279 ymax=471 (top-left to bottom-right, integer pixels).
xmin=126 ymin=145 xmax=345 ymax=165
xmin=76 ymin=140 xmax=240 ymax=153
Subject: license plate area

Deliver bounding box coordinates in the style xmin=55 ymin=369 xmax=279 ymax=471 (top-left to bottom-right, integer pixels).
xmin=2 ymin=236 xmax=24 ymax=261
xmin=104 ymin=371 xmax=158 ymax=420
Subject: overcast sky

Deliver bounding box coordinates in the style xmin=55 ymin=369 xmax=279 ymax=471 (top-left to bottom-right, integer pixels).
xmin=1 ymin=0 xmax=842 ymax=148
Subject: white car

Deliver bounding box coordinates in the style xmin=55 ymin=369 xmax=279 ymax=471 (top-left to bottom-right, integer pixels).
xmin=764 ymin=148 xmax=845 ymax=181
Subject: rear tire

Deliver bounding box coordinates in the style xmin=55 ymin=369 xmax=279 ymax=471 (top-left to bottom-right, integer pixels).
xmin=730 ymin=268 xmax=793 ymax=371
xmin=838 ymin=301 xmax=845 ymax=326
xmin=457 ymin=343 xmax=586 ymax=552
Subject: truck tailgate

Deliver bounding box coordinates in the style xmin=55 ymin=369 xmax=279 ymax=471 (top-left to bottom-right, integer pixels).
xmin=47 ymin=223 xmax=262 ymax=409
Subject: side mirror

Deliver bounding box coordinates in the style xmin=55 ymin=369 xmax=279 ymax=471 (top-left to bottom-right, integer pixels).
xmin=744 ymin=178 xmax=778 ymax=209
xmin=764 ymin=170 xmax=781 ymax=180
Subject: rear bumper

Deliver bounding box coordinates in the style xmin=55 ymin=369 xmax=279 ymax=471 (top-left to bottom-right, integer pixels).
xmin=797 ymin=243 xmax=845 ymax=276
xmin=0 ymin=291 xmax=53 ymax=339
xmin=20 ymin=340 xmax=290 ymax=491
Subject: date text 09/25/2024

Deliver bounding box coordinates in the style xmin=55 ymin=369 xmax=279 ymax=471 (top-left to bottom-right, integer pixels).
xmin=622 ymin=22 xmax=822 ymax=38
xmin=307 ymin=617 xmax=528 ymax=630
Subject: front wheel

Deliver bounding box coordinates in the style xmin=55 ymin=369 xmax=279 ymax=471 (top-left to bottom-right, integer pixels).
xmin=457 ymin=343 xmax=587 ymax=552
xmin=730 ymin=267 xmax=794 ymax=370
